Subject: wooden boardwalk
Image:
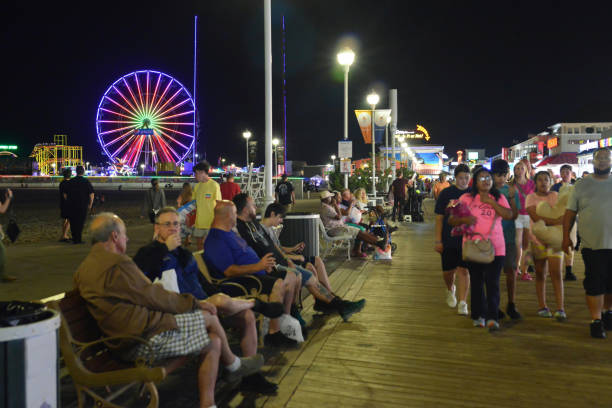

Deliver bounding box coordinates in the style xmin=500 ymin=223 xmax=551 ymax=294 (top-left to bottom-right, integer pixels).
xmin=229 ymin=220 xmax=612 ymax=408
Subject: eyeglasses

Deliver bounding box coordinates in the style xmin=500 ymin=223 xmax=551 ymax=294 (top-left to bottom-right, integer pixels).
xmin=478 ymin=176 xmax=492 ymax=181
xmin=156 ymin=221 xmax=180 ymax=227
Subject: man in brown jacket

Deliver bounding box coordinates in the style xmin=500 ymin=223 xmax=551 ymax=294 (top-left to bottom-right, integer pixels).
xmin=74 ymin=212 xmax=263 ymax=407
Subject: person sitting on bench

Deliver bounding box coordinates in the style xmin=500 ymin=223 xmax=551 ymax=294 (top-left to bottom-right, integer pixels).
xmin=74 ymin=212 xmax=263 ymax=408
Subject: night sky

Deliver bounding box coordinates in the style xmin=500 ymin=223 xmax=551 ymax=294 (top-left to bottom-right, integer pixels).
xmin=2 ymin=0 xmax=612 ymax=166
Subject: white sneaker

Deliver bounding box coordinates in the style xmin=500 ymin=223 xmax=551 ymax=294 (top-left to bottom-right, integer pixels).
xmin=445 ymin=285 xmax=457 ymax=308
xmin=457 ymin=301 xmax=468 ymax=316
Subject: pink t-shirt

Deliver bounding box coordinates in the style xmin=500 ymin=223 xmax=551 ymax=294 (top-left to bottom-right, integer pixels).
xmin=459 ymin=193 xmax=510 ymax=257
xmin=525 ymin=191 xmax=559 ymax=246
xmin=515 ymin=179 xmax=535 ymax=215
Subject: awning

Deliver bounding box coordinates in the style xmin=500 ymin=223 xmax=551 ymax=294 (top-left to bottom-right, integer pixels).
xmin=536 ymin=152 xmax=577 ymax=167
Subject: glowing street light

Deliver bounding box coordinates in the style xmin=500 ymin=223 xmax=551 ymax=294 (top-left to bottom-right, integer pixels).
xmin=331 ymin=154 xmax=336 ymax=169
xmin=337 ymin=47 xmax=355 ymax=189
xmin=367 ymin=91 xmax=379 ymax=197
xmin=140 ymin=163 xmax=145 ymax=176
xmin=272 ymin=138 xmax=280 ymax=179
xmin=242 ymin=130 xmax=252 ymax=169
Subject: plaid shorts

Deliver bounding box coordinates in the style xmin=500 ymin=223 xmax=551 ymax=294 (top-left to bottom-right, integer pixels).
xmin=129 ymin=311 xmax=209 ymax=362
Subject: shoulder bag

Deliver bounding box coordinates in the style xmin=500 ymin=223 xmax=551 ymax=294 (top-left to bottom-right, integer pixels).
xmin=462 ymin=203 xmax=499 ymax=264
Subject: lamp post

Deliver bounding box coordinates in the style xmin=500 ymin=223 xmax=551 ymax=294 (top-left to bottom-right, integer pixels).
xmin=331 ymin=154 xmax=336 ymax=170
xmin=366 ymin=91 xmax=379 ymax=197
xmin=337 ymin=48 xmax=355 ymax=189
xmin=272 ymin=138 xmax=280 ymax=179
xmin=242 ymin=130 xmax=251 ymax=170
xmin=384 ymin=115 xmax=391 ymax=192
xmin=140 ymin=164 xmax=145 ymax=176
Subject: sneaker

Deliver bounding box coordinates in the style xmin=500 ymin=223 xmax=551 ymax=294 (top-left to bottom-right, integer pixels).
xmin=290 ymin=304 xmax=306 ymax=327
xmin=564 ymin=271 xmax=577 ymax=281
xmin=498 ymin=309 xmax=506 ymax=320
xmin=590 ymin=319 xmax=607 ymax=339
xmin=313 ymin=299 xmax=335 ymax=314
xmin=602 ymin=311 xmax=612 ymax=330
xmin=520 ymin=272 xmax=533 ymax=281
xmin=506 ymin=303 xmax=522 ymax=320
xmin=240 ymin=372 xmax=278 ymax=395
xmin=472 ymin=317 xmax=485 ymax=328
xmin=224 ymin=354 xmax=264 ymax=385
xmin=486 ymin=319 xmax=500 ymax=332
xmin=252 ymin=299 xmax=284 ymax=318
xmin=457 ymin=301 xmax=468 ymax=316
xmin=264 ymin=331 xmax=298 ymax=348
xmin=337 ymin=298 xmax=366 ymax=322
xmin=537 ymin=308 xmax=552 ymax=318
xmin=554 ymin=310 xmax=567 ymax=322
xmin=446 ymin=285 xmax=457 ymax=308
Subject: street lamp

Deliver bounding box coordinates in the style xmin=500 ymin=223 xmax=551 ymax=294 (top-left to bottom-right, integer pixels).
xmin=140 ymin=163 xmax=145 ymax=176
xmin=366 ymin=91 xmax=379 ymax=197
xmin=337 ymin=47 xmax=355 ymax=189
xmin=86 ymin=161 xmax=90 ymax=171
xmin=242 ymin=130 xmax=252 ymax=170
xmin=272 ymin=138 xmax=280 ymax=179
xmin=331 ymin=154 xmax=336 ymax=170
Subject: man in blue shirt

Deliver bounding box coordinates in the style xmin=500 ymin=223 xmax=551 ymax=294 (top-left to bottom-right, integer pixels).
xmin=204 ymin=200 xmax=300 ymax=348
xmin=134 ymin=207 xmax=284 ymax=394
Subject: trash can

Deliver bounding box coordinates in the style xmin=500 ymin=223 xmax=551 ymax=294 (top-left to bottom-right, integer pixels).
xmin=278 ymin=212 xmax=320 ymax=259
xmin=0 ymin=305 xmax=60 ymax=408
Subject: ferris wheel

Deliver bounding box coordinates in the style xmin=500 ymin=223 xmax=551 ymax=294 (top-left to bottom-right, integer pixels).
xmin=96 ymin=70 xmax=195 ymax=169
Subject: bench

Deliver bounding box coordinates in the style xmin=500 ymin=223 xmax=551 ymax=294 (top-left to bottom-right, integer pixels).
xmin=47 ymin=290 xmax=189 ymax=408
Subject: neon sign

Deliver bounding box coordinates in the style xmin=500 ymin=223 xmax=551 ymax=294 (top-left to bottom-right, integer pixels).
xmin=547 ymin=138 xmax=558 ymax=149
xmin=0 ymin=145 xmax=17 ymax=150
xmin=416 ymin=124 xmax=430 ymax=141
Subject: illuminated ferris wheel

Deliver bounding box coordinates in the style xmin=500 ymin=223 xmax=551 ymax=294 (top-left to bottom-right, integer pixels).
xmin=96 ymin=70 xmax=195 ymax=169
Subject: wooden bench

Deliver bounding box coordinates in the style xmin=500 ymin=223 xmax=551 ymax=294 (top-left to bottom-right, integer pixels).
xmin=47 ymin=290 xmax=189 ymax=408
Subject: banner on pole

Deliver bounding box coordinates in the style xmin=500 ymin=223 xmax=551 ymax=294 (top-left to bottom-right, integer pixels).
xmin=338 ymin=140 xmax=352 ymax=158
xmin=340 ymin=158 xmax=352 ymax=174
xmin=373 ymin=109 xmax=391 ymax=144
xmin=354 ymin=110 xmax=372 ymax=144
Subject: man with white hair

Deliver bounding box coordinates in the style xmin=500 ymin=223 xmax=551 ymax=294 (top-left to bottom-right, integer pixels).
xmin=74 ymin=212 xmax=263 ymax=407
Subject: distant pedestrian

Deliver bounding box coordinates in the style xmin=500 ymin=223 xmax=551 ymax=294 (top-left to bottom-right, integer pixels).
xmin=65 ymin=165 xmax=94 ymax=244
xmin=193 ymin=161 xmax=222 ymax=250
xmin=563 ymin=148 xmax=612 ymax=338
xmin=275 ymin=174 xmax=295 ymax=210
xmin=142 ymin=179 xmax=166 ymax=223
xmin=0 ymin=188 xmax=16 ymax=282
xmin=59 ymin=168 xmax=72 ymax=242
xmin=433 ymin=173 xmax=450 ymax=200
xmin=391 ymin=172 xmax=408 ymax=222
xmin=220 ymin=173 xmax=241 ymax=201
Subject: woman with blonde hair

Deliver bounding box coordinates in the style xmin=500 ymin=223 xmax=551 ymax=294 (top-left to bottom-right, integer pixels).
xmin=177 ymin=182 xmax=193 ymax=207
xmin=512 ymin=161 xmax=535 ymax=280
xmin=353 ymin=188 xmax=368 ymax=211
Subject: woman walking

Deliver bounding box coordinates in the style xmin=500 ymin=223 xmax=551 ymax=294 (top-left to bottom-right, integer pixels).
xmin=512 ymin=161 xmax=535 ymax=280
xmin=450 ymin=168 xmax=512 ymax=331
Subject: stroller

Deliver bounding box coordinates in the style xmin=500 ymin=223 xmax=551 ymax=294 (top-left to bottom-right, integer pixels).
xmin=368 ymin=205 xmax=398 ymax=254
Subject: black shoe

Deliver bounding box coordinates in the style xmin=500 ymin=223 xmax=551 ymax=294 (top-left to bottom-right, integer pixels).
xmin=240 ymin=372 xmax=278 ymax=395
xmin=375 ymin=239 xmax=387 ymax=251
xmin=527 ymin=265 xmax=535 ymax=273
xmin=590 ymin=319 xmax=607 ymax=339
xmin=388 ymin=226 xmax=398 ymax=233
xmin=338 ymin=298 xmax=366 ymax=322
xmin=564 ymin=271 xmax=577 ymax=281
xmin=506 ymin=303 xmax=522 ymax=320
xmin=603 ymin=311 xmax=612 ymax=331
xmin=264 ymin=331 xmax=298 ymax=348
xmin=252 ymin=299 xmax=284 ymax=318
xmin=498 ymin=309 xmax=506 ymax=320
xmin=313 ymin=299 xmax=335 ymax=314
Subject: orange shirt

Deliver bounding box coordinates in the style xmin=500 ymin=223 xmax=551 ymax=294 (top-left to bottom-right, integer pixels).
xmin=433 ymin=181 xmax=450 ymax=199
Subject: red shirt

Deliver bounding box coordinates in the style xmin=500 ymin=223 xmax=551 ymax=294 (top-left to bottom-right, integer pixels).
xmin=220 ymin=181 xmax=241 ymax=201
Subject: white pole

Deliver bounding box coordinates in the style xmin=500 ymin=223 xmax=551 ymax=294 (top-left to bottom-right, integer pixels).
xmin=264 ymin=0 xmax=274 ymax=205
xmin=245 ymin=138 xmax=249 ymax=170
xmin=371 ymin=105 xmax=376 ymax=197
xmin=343 ymin=65 xmax=349 ymax=189
xmin=390 ymin=89 xmax=397 ymax=178
xmin=384 ymin=121 xmax=389 ymax=192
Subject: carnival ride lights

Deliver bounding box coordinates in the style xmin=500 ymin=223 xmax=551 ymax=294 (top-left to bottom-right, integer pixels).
xmin=96 ymin=70 xmax=195 ymax=169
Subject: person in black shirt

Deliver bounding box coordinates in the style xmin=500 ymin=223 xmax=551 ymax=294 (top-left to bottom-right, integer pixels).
xmin=233 ymin=193 xmax=366 ymax=323
xmin=275 ymin=174 xmax=295 ymax=209
xmin=434 ymin=164 xmax=471 ymax=315
xmin=65 ymin=165 xmax=94 ymax=244
xmin=59 ymin=168 xmax=72 ymax=242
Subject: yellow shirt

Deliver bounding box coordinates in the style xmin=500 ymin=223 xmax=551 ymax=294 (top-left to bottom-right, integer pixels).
xmin=193 ymin=179 xmax=222 ymax=229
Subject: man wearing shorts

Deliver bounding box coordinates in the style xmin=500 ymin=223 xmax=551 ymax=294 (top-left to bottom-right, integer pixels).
xmin=563 ymin=148 xmax=612 ymax=338
xmin=203 ymin=200 xmax=299 ymax=347
xmin=193 ymin=161 xmax=222 ymax=250
xmin=74 ymin=213 xmax=263 ymax=407
xmin=434 ymin=164 xmax=471 ymax=315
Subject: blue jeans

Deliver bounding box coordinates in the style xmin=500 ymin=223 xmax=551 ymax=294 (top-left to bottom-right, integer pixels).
xmin=276 ymin=264 xmax=313 ymax=285
xmin=467 ymin=256 xmax=505 ymax=321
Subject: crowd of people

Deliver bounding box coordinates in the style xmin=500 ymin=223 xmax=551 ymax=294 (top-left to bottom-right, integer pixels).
xmin=433 ymin=148 xmax=612 ymax=338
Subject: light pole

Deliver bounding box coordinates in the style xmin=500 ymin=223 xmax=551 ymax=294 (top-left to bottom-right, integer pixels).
xmin=337 ymin=48 xmax=355 ymax=189
xmin=367 ymin=91 xmax=379 ymax=197
xmin=140 ymin=164 xmax=145 ymax=176
xmin=331 ymin=154 xmax=336 ymax=170
xmin=384 ymin=115 xmax=391 ymax=192
xmin=272 ymin=138 xmax=280 ymax=179
xmin=242 ymin=130 xmax=251 ymax=170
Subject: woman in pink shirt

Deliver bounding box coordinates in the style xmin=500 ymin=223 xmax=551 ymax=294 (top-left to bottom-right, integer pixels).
xmin=512 ymin=161 xmax=536 ymax=280
xmin=450 ymin=168 xmax=513 ymax=331
xmin=525 ymin=171 xmax=566 ymax=321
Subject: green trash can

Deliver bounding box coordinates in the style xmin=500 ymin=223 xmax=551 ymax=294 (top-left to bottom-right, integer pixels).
xmin=278 ymin=212 xmax=320 ymax=259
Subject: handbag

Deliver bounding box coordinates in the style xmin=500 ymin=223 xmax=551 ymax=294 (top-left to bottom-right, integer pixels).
xmin=462 ymin=213 xmax=499 ymax=264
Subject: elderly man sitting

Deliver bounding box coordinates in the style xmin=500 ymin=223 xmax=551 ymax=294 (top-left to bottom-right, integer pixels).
xmin=133 ymin=206 xmax=284 ymax=394
xmin=74 ymin=212 xmax=263 ymax=407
